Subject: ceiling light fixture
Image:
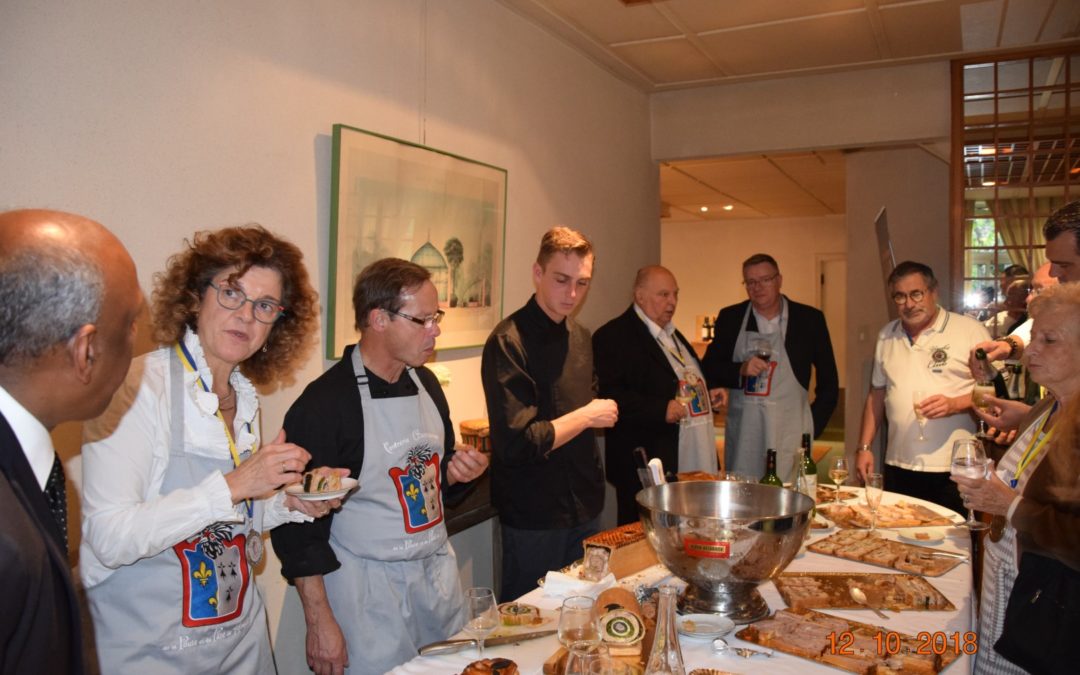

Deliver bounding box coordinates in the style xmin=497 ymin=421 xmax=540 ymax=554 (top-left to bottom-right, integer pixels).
xmin=700 ymin=206 xmax=708 ymax=212
xmin=723 ymin=204 xmax=734 ymax=211
xmin=978 ymin=147 xmax=996 ymax=156
xmin=982 ymin=180 xmax=996 ymax=187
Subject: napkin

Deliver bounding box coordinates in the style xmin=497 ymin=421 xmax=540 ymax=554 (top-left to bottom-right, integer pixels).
xmin=541 ymin=570 xmax=616 ymax=599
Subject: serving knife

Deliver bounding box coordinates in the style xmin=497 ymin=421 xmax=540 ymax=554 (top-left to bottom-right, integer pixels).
xmin=418 ymin=629 xmax=558 ymax=656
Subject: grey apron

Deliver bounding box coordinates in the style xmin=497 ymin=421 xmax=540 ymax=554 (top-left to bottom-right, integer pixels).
xmin=87 ymin=349 xmax=272 ymax=673
xmin=725 ymin=300 xmax=813 ymax=481
xmin=655 ymin=333 xmax=717 ymax=474
xmin=322 ymin=348 xmax=465 ymax=674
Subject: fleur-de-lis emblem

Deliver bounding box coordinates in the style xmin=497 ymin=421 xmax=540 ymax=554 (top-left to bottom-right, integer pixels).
xmin=405 ymin=483 xmax=419 ymax=501
xmin=193 ymin=561 xmax=213 ymax=587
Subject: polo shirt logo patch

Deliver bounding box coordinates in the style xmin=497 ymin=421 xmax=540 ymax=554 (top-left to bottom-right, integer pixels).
xmin=930 ymin=347 xmax=949 ymax=369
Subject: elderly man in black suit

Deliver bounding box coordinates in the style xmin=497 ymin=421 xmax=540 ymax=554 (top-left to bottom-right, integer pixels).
xmin=594 ymin=265 xmax=722 ymax=524
xmin=703 ymin=253 xmax=839 ymax=483
xmin=0 ymin=209 xmax=143 ymax=675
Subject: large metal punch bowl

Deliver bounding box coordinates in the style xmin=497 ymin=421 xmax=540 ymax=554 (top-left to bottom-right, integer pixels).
xmin=637 ymin=480 xmax=813 ymax=623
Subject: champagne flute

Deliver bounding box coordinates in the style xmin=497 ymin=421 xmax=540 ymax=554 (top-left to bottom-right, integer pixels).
xmin=864 ymin=473 xmax=884 ymax=532
xmin=828 ymin=456 xmax=849 ymax=504
xmin=464 ymin=587 xmax=498 ymax=657
xmin=675 ymin=377 xmax=695 ymax=427
xmin=558 ymin=596 xmax=599 ymax=648
xmin=912 ymin=389 xmax=928 ymax=441
xmin=951 ymin=438 xmax=991 ymax=531
xmin=971 ymin=382 xmax=996 ymax=440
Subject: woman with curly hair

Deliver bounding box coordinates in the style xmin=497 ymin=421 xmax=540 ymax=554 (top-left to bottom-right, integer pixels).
xmin=79 ymin=225 xmax=341 ymax=673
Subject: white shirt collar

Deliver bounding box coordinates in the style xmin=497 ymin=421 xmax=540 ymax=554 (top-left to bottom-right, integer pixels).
xmin=0 ymin=382 xmax=55 ymax=489
xmin=633 ymin=302 xmax=676 ymax=341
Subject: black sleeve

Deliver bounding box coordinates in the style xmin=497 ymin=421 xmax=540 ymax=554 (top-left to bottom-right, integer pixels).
xmin=269 ymin=376 xmax=363 ymax=581
xmin=702 ymin=307 xmax=743 ymax=389
xmin=594 ymin=323 xmax=668 ymax=429
xmin=808 ymin=311 xmax=840 ymax=438
xmin=481 ymin=330 xmax=556 ymax=466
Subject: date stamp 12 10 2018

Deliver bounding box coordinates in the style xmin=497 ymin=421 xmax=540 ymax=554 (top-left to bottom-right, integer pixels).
xmin=827 ymin=631 xmax=978 ymax=656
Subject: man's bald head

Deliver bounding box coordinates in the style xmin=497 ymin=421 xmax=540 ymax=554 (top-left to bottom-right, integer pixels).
xmin=0 ymin=209 xmax=142 ymax=428
xmin=633 ymin=265 xmax=679 ymax=328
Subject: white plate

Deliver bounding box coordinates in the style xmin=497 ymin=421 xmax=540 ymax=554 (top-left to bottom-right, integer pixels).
xmin=285 ymin=477 xmax=358 ymax=501
xmin=677 ymin=614 xmax=735 ymax=638
xmin=897 ymin=527 xmax=946 ymax=546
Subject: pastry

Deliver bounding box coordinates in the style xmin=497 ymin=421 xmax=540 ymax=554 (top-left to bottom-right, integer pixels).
xmin=497 ymin=602 xmax=542 ymax=626
xmin=461 ymin=658 xmax=519 ymax=675
xmin=302 ymin=467 xmax=342 ymax=493
xmin=582 ymin=522 xmax=659 ymax=579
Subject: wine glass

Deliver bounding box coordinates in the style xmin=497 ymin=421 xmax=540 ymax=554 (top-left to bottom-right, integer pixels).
xmin=828 ymin=456 xmax=849 ymax=504
xmin=971 ymin=382 xmax=996 ymax=440
xmin=558 ymin=596 xmax=599 ymax=648
xmin=864 ymin=473 xmax=884 ymax=532
xmin=951 ymin=438 xmax=991 ymax=531
xmin=912 ymin=390 xmax=928 ymax=441
xmin=675 ymin=377 xmax=696 ymax=427
xmin=565 ymin=640 xmax=607 ymax=675
xmin=750 ymin=337 xmax=772 ymax=363
xmin=464 ymin=587 xmax=498 ymax=657
xmin=588 ymin=657 xmax=630 ymax=675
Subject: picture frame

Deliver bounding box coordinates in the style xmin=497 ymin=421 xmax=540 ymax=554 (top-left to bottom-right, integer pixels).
xmin=328 ymin=124 xmax=507 ymax=357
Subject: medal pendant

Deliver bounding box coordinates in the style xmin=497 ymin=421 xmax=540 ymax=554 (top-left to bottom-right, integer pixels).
xmin=245 ymin=528 xmax=264 ymax=565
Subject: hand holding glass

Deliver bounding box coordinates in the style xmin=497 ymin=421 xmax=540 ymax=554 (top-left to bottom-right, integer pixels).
xmin=464 ymin=587 xmax=498 ymax=657
xmin=864 ymin=473 xmax=884 ymax=532
xmin=750 ymin=337 xmax=772 ymax=363
xmin=912 ymin=390 xmax=928 ymax=441
xmin=828 ymin=456 xmax=849 ymax=504
xmin=951 ymin=438 xmax=990 ymax=531
xmin=675 ymin=379 xmax=695 ymax=427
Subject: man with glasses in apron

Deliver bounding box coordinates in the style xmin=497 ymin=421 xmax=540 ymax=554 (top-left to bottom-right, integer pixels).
xmin=271 ymin=259 xmax=488 ymax=674
xmin=704 ymin=254 xmax=839 ymax=482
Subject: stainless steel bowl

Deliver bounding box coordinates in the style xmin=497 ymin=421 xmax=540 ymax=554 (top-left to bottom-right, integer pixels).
xmin=637 ymin=480 xmax=813 ymax=623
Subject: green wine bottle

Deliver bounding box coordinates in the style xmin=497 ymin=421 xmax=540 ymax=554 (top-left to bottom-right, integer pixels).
xmin=800 ymin=433 xmax=817 ymax=515
xmin=759 ymin=449 xmax=783 ymax=487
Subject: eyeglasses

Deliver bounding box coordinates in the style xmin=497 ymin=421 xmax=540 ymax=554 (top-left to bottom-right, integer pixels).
xmin=892 ymin=289 xmax=928 ymax=305
xmin=743 ymin=273 xmax=779 ymax=289
xmin=386 ymin=308 xmax=445 ymax=328
xmin=209 ymin=282 xmax=285 ymax=324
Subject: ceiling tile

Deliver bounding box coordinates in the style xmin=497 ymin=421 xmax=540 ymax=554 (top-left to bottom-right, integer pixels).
xmin=1001 ymin=0 xmax=1055 ymax=46
xmin=696 ymin=12 xmax=880 ymax=75
xmin=612 ymin=38 xmax=722 ymax=83
xmin=663 ymin=0 xmax=865 ymax=33
xmin=1042 ymin=0 xmax=1080 ymax=41
xmin=879 ymin=1 xmax=964 ymax=58
xmin=538 ymin=0 xmax=680 ymax=44
xmin=959 ymin=0 xmax=1005 ymax=51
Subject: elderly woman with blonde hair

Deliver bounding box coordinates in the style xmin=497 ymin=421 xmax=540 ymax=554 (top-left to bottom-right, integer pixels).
xmin=954 ymin=281 xmax=1080 ymax=674
xmin=80 ymin=225 xmax=343 ymax=673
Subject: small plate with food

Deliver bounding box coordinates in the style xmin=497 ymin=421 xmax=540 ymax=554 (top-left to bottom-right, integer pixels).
xmin=678 ymin=613 xmax=735 ymax=639
xmin=286 ymin=469 xmax=358 ymax=501
xmin=896 ymin=527 xmax=946 ymax=546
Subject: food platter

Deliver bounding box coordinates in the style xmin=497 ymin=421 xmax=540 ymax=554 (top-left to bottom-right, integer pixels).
xmin=808 ymin=530 xmax=966 ymax=577
xmin=818 ymin=501 xmax=957 ymax=529
xmin=737 ymin=607 xmax=960 ymax=673
xmin=284 ymin=477 xmax=358 ymax=501
xmin=816 ymin=486 xmax=859 ymax=503
xmin=774 ymin=572 xmax=954 ymax=611
xmin=897 ymin=528 xmax=947 ymax=546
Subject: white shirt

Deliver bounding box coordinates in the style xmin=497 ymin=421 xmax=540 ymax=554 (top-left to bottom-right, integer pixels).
xmin=0 ymin=382 xmax=54 ymax=489
xmin=79 ymin=329 xmax=306 ymax=587
xmin=871 ymin=307 xmax=991 ymax=471
xmin=1012 ymin=316 xmax=1033 ymax=346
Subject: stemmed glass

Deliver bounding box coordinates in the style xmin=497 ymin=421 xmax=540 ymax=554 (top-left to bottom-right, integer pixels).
xmin=828 ymin=456 xmax=849 ymax=504
xmin=750 ymin=337 xmax=772 ymax=364
xmin=464 ymin=587 xmax=498 ymax=657
xmin=558 ymin=596 xmax=599 ymax=648
xmin=675 ymin=377 xmax=696 ymax=427
xmin=971 ymin=382 xmax=996 ymax=440
xmin=864 ymin=473 xmax=884 ymax=532
xmin=565 ymin=641 xmax=607 ymax=675
xmin=912 ymin=390 xmax=928 ymax=441
xmin=951 ymin=438 xmax=990 ymax=531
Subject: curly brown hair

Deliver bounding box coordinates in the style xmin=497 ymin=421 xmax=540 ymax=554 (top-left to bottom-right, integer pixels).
xmin=151 ymin=225 xmax=319 ymax=385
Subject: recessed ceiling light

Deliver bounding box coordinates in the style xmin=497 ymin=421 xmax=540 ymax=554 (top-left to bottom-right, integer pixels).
xmin=982 ymin=180 xmax=996 ymax=187
xmin=723 ymin=204 xmax=734 ymax=211
xmin=978 ymin=147 xmax=996 ymax=156
xmin=700 ymin=206 xmax=709 ymax=212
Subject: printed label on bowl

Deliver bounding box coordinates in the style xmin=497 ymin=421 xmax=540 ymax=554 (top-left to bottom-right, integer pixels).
xmin=683 ymin=537 xmax=730 ymax=559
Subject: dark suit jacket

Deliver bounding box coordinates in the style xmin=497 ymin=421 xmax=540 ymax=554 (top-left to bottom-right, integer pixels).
xmin=0 ymin=412 xmax=83 ymax=674
xmin=593 ymin=305 xmax=704 ymax=488
xmin=702 ymin=296 xmax=839 ymax=437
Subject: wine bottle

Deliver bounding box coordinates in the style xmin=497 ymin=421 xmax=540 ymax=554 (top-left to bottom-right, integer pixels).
xmin=759 ymin=449 xmax=783 ymax=487
xmin=974 ymin=348 xmax=1011 ymax=399
xmin=800 ymin=434 xmax=817 ymax=515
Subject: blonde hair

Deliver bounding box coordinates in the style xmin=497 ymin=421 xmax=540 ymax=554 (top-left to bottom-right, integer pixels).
xmin=536 ymin=226 xmax=593 ymax=268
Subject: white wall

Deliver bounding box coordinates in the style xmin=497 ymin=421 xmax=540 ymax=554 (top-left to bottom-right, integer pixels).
xmin=661 ymin=215 xmax=847 ymax=384
xmin=2 ymin=0 xmax=657 ymax=669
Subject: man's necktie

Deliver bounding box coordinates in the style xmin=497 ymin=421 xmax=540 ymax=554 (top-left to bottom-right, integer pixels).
xmin=44 ymin=455 xmax=69 ymax=551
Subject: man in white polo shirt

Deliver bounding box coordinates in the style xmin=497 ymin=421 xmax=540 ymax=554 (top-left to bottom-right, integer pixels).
xmin=855 ymin=261 xmax=991 ymax=514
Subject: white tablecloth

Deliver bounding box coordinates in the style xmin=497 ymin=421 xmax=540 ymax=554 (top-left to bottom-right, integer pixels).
xmin=392 ymin=490 xmax=974 ymax=674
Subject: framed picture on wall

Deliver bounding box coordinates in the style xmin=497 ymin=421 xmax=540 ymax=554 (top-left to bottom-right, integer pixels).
xmin=327 ymin=124 xmax=507 ymax=358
